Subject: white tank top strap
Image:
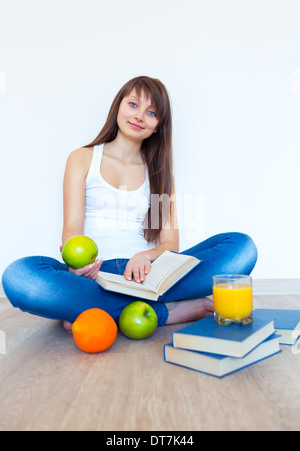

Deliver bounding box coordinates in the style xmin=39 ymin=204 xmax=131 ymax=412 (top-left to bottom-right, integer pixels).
xmin=86 ymin=144 xmax=104 ymax=184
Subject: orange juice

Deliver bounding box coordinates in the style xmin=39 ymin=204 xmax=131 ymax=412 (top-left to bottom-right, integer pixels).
xmin=213 ymin=283 xmax=253 ymax=322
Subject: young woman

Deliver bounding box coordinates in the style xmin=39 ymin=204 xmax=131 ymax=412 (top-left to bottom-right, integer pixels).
xmin=1 ymin=76 xmax=258 ymax=331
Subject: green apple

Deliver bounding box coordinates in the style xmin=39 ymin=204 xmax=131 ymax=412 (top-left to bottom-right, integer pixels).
xmin=62 ymin=235 xmax=98 ymax=269
xmin=119 ymin=301 xmax=158 ymax=340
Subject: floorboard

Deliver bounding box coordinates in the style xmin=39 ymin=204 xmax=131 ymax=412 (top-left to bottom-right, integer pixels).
xmin=0 ymin=294 xmax=300 ymax=431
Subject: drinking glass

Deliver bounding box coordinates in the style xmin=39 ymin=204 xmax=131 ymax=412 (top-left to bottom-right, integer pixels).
xmin=213 ymin=275 xmax=253 ymax=326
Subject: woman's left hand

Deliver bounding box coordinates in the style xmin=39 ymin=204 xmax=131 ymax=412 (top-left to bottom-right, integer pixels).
xmin=124 ymin=253 xmax=152 ymax=283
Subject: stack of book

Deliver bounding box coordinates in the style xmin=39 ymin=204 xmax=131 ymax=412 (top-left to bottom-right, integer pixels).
xmin=164 ymin=309 xmax=300 ymax=378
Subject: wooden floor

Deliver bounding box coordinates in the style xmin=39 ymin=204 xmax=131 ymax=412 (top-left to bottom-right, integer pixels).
xmin=0 ymin=293 xmax=300 ymax=431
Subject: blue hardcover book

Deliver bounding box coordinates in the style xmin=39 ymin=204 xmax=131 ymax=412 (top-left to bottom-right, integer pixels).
xmin=164 ymin=334 xmax=281 ymax=378
xmin=172 ymin=310 xmax=275 ymax=358
xmin=254 ymin=309 xmax=300 ymax=345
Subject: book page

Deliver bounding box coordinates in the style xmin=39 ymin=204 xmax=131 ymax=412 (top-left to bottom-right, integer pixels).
xmin=145 ymin=251 xmax=199 ymax=291
xmin=97 ymin=271 xmax=155 ymax=292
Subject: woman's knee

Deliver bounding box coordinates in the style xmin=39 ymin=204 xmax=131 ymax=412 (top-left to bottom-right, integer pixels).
xmin=230 ymin=232 xmax=258 ymax=272
xmin=235 ymin=232 xmax=257 ymax=259
xmin=1 ymin=256 xmax=49 ymax=310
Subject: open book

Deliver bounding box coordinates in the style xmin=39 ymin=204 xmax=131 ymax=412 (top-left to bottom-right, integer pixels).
xmin=96 ymin=251 xmax=201 ymax=301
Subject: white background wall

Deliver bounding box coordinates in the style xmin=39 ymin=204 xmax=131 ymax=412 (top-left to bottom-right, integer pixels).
xmin=0 ymin=0 xmax=299 ymax=279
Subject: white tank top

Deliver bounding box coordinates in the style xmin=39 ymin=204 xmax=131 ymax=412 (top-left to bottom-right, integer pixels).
xmin=84 ymin=144 xmax=153 ymax=261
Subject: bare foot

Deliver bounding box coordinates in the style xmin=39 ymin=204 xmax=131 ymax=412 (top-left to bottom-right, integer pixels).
xmin=165 ymin=297 xmax=214 ymax=325
xmin=63 ymin=321 xmax=73 ymax=334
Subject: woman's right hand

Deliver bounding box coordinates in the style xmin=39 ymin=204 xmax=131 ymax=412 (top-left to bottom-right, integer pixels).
xmin=68 ymin=259 xmax=103 ymax=281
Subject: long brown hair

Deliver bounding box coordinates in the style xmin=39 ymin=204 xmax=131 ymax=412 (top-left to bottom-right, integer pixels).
xmin=84 ymin=76 xmax=174 ymax=244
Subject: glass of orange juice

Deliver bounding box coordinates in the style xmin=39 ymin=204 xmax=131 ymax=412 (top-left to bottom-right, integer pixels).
xmin=213 ymin=275 xmax=253 ymax=326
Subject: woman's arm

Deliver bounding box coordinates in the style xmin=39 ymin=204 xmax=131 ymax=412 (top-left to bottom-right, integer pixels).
xmin=61 ymin=148 xmax=102 ymax=279
xmin=124 ymin=186 xmax=179 ymax=283
xmin=144 ymin=196 xmax=180 ymax=260
xmin=62 ymin=148 xmax=90 ymax=244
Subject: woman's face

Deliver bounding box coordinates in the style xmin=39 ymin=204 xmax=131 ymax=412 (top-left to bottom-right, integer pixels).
xmin=117 ymin=89 xmax=159 ymax=142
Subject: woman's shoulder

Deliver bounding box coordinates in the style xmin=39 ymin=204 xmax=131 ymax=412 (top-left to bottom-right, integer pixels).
xmin=67 ymin=146 xmax=94 ymax=165
xmin=68 ymin=146 xmax=94 ymax=160
xmin=65 ymin=147 xmax=94 ymax=176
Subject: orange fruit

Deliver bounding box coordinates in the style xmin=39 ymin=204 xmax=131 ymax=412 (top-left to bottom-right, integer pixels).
xmin=72 ymin=308 xmax=118 ymax=353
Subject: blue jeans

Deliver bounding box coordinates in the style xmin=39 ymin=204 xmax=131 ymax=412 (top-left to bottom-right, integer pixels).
xmin=1 ymin=232 xmax=258 ymax=327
